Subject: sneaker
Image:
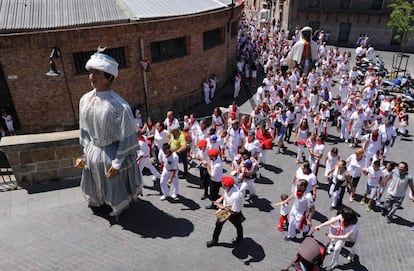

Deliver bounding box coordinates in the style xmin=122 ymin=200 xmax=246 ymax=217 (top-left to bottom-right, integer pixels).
xmin=360 ymin=200 xmax=365 ymax=205
xmin=152 ymin=176 xmax=159 ymax=181
xmin=160 ymin=195 xmax=167 ymax=201
xmin=284 ymin=236 xmax=292 ymax=241
xmin=386 ymin=216 xmax=392 ymax=224
xmin=347 ymin=253 xmax=355 ymax=261
xmin=349 ymin=143 xmax=353 ymax=148
xmin=366 ymin=206 xmax=371 ymax=212
xmin=171 ymin=194 xmax=179 ymax=200
xmin=344 ymin=139 xmax=348 ymax=143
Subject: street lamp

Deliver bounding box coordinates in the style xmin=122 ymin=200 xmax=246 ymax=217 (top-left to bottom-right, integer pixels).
xmin=45 ymin=47 xmax=78 ymax=126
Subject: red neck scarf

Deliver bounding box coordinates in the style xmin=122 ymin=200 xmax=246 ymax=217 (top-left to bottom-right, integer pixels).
xmin=296 ymin=191 xmax=304 ymax=198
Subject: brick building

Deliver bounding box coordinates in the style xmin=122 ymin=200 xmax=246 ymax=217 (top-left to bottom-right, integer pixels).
xmin=0 ymin=0 xmax=242 ymax=133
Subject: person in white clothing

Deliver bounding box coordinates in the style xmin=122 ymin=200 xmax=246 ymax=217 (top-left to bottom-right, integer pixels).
xmin=346 ymin=148 xmax=368 ymax=202
xmin=158 ymin=143 xmax=179 ymax=201
xmin=226 ymin=120 xmax=245 ymax=161
xmin=378 ymin=120 xmax=397 ymax=162
xmin=361 ymin=128 xmax=383 ymax=167
xmin=1 ymin=112 xmax=15 ymax=136
xmin=349 ymin=107 xmax=365 ymax=148
xmin=206 ymin=176 xmax=244 ymax=247
xmin=275 ymin=179 xmax=315 ymax=241
xmin=292 ymin=161 xmax=317 ymax=198
xmin=203 ymin=78 xmax=211 ymax=104
xmin=137 ymin=131 xmax=160 ymax=187
xmin=328 ymin=160 xmax=351 ymax=209
xmin=163 ymin=111 xmax=179 ymax=131
xmin=234 ymin=72 xmax=241 ymax=99
xmin=360 ymin=160 xmax=383 ymax=211
xmin=308 ymin=134 xmax=325 ymax=177
xmin=313 ymin=207 xmax=359 ymax=270
xmin=209 ymin=74 xmax=217 ymax=100
xmin=153 ymin=122 xmax=170 ymax=165
xmin=324 ymin=147 xmax=340 ymax=184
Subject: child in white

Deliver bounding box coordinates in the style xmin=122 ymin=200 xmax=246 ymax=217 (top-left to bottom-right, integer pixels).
xmin=137 ymin=133 xmax=161 ymax=187
xmin=360 ymin=160 xmax=383 ymax=211
xmin=277 ymin=193 xmax=290 ymax=231
xmin=377 ymin=162 xmax=394 ymax=205
xmin=158 ymin=144 xmax=179 ymax=200
xmin=324 ymin=147 xmax=339 ymax=184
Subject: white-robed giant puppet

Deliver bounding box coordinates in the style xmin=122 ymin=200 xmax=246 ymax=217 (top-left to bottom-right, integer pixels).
xmin=287 ymin=26 xmax=318 ymax=74
xmin=76 ymin=46 xmax=142 ymax=218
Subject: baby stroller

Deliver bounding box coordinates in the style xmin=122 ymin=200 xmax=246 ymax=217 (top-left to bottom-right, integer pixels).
xmin=281 ymin=237 xmax=326 ymax=271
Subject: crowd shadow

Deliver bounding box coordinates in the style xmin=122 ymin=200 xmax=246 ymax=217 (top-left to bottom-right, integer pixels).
xmin=170 ymin=194 xmax=201 ymax=211
xmin=91 ymin=198 xmax=194 ymax=239
xmin=232 ymin=237 xmax=266 ymax=265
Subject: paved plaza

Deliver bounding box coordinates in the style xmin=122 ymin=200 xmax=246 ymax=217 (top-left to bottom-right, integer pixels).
xmin=0 ymin=48 xmax=414 ymax=271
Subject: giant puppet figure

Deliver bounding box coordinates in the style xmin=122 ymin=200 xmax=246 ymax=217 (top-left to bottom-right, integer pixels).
xmin=287 ymin=26 xmax=318 ymax=74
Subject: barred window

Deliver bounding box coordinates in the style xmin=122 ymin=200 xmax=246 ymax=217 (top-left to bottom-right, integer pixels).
xmin=370 ymin=0 xmax=383 ymax=10
xmin=339 ymin=0 xmax=351 ymax=9
xmin=203 ymin=27 xmax=224 ymax=50
xmin=150 ymin=37 xmax=187 ymax=63
xmin=73 ymin=47 xmax=127 ymax=75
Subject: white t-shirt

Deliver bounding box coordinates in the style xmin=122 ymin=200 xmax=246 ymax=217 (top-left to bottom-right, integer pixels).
xmin=295 ymin=168 xmax=317 ymax=194
xmin=367 ymin=166 xmax=383 ymax=186
xmin=210 ymin=157 xmax=223 ymax=182
xmin=346 ymin=154 xmax=366 ymax=177
xmin=223 ymin=184 xmax=243 ymax=213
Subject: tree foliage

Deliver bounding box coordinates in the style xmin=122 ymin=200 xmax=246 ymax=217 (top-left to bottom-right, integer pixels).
xmin=387 ymin=0 xmax=414 ymax=49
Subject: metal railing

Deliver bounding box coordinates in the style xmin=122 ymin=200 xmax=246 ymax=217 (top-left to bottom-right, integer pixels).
xmin=0 ymin=150 xmax=18 ymax=192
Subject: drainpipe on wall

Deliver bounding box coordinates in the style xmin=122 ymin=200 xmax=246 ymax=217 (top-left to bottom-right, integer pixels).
xmin=140 ymin=38 xmax=150 ymax=117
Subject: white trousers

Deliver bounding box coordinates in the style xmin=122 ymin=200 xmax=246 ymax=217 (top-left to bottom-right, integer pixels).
xmin=138 ymin=157 xmax=161 ymax=182
xmin=160 ymin=170 xmax=179 ymax=197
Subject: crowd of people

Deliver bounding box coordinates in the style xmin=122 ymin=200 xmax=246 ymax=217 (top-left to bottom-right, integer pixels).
xmin=73 ymin=7 xmax=414 ymax=271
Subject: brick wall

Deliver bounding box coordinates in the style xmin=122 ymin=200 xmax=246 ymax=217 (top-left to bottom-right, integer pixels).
xmin=0 ymin=6 xmax=242 ymax=133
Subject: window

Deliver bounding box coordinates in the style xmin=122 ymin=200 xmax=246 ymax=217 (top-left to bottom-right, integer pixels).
xmin=73 ymin=47 xmax=127 ymax=75
xmin=231 ymin=20 xmax=239 ymax=38
xmin=338 ymin=23 xmax=351 ymax=42
xmin=309 ymin=0 xmax=320 ymax=8
xmin=150 ymin=37 xmax=187 ymax=63
xmin=339 ymin=0 xmax=351 ymax=9
xmin=370 ymin=0 xmax=383 ymax=10
xmin=203 ymin=28 xmax=224 ymax=50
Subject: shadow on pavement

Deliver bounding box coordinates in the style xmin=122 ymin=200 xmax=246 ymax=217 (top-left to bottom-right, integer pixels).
xmin=263 ymin=164 xmax=283 ymax=174
xmin=91 ymin=198 xmax=194 ymax=238
xmin=312 ymin=210 xmax=329 ymax=223
xmin=255 ymin=176 xmax=274 ymax=184
xmin=392 ymin=215 xmax=413 ymax=227
xmin=244 ymin=196 xmax=274 ymax=212
xmin=22 ymin=177 xmax=80 ymax=194
xmin=336 ymin=254 xmax=369 ymax=271
xmin=171 ymin=194 xmax=201 ymax=211
xmin=232 ymin=237 xmax=265 ymax=265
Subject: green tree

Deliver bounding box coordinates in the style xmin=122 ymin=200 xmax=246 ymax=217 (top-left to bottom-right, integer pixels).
xmin=387 ymin=0 xmax=414 ymax=52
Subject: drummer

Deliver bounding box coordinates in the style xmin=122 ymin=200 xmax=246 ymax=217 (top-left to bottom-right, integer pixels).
xmin=206 ymin=176 xmax=244 ymax=247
